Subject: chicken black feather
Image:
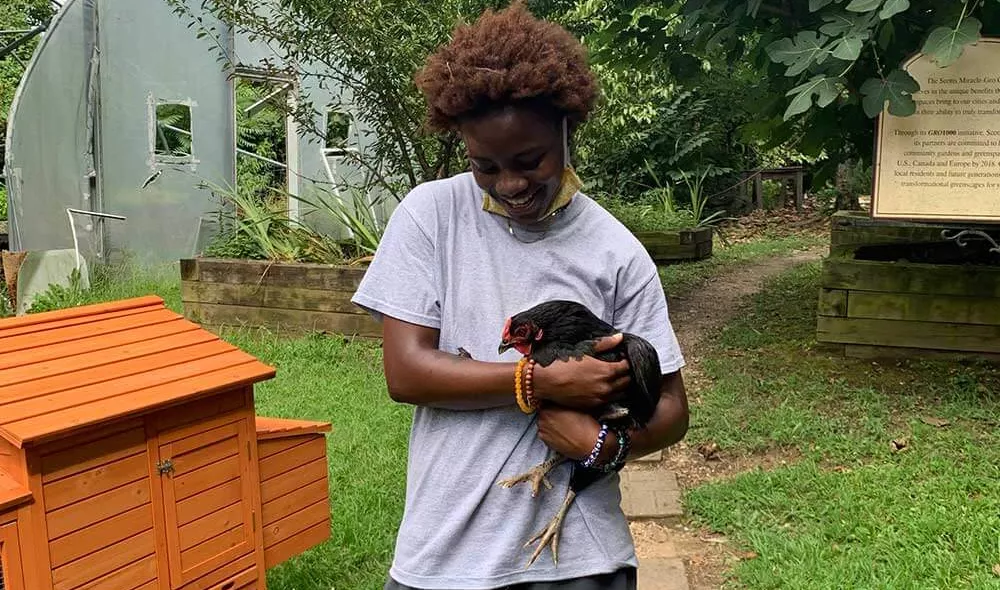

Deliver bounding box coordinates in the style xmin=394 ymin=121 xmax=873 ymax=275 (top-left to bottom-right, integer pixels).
xmin=497 ymin=299 xmax=663 ymax=567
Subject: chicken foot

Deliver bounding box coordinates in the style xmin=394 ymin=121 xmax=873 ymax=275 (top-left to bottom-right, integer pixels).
xmin=497 ymin=454 xmax=566 ymax=497
xmin=523 ymin=488 xmax=576 ymax=568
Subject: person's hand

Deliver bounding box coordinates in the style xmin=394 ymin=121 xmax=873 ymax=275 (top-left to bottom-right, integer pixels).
xmin=531 ymin=334 xmax=631 ymax=410
xmin=537 ymin=406 xmax=619 ymax=462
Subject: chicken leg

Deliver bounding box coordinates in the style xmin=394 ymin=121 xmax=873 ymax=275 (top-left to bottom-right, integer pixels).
xmin=497 ymin=453 xmax=566 ymax=497
xmin=523 ymin=488 xmax=576 ymax=567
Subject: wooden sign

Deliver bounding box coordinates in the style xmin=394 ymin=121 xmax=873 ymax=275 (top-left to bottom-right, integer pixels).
xmin=873 ymin=38 xmax=1000 ymax=223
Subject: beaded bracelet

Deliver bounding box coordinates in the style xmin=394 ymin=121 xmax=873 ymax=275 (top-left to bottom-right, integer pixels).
xmin=600 ymin=427 xmax=632 ymax=473
xmin=524 ymin=358 xmax=538 ymax=410
xmin=514 ymin=357 xmax=536 ymax=414
xmin=580 ymin=422 xmax=610 ymax=469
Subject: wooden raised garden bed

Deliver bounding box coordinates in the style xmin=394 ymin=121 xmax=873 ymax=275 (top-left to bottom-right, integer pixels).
xmin=181 ymin=257 xmax=380 ymax=337
xmin=816 ymin=212 xmax=1000 ymax=361
xmin=635 ymin=228 xmax=713 ymax=264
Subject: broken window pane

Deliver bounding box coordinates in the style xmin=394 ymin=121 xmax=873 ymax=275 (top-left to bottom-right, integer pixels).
xmin=325 ymin=111 xmax=351 ymax=152
xmin=154 ymin=103 xmax=193 ymax=158
xmin=235 ymin=77 xmax=290 ymax=204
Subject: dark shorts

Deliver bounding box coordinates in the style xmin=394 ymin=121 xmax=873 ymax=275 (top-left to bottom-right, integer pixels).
xmin=384 ymin=567 xmax=637 ymax=590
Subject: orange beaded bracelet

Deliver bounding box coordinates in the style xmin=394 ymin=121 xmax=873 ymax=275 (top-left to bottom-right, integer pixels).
xmin=514 ymin=357 xmax=537 ymax=414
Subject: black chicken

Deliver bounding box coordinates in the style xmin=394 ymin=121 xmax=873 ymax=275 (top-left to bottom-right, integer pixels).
xmin=497 ymin=299 xmax=662 ymax=567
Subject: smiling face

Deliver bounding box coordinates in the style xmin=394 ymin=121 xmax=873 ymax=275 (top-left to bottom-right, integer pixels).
xmin=459 ymin=104 xmax=566 ymax=224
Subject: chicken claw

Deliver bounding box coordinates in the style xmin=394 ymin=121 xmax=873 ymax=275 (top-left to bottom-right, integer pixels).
xmin=523 ymin=489 xmax=576 ymax=567
xmin=497 ymin=455 xmax=565 ymax=497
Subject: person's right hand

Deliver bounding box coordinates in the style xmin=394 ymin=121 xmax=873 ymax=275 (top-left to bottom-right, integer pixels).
xmin=531 ymin=334 xmax=631 ymax=410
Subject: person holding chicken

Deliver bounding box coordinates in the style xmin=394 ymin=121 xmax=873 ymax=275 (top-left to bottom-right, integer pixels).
xmin=352 ymin=2 xmax=689 ymax=588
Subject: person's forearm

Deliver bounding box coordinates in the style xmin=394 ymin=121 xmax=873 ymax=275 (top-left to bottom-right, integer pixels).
xmin=385 ymin=348 xmax=520 ymax=410
xmin=627 ymin=371 xmax=689 ymax=459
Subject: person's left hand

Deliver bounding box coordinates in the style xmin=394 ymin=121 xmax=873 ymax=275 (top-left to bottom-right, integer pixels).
xmin=537 ymin=406 xmax=617 ymax=462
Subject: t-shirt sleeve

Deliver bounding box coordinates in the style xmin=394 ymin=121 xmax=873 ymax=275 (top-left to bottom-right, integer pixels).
xmin=351 ymin=202 xmax=441 ymax=329
xmin=613 ymin=267 xmax=686 ymax=375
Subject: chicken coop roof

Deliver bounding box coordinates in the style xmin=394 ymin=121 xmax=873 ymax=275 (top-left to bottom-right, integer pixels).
xmin=0 ymin=296 xmax=276 ymax=448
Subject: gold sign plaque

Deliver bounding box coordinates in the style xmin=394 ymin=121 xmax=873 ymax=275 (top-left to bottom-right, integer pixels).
xmin=873 ymin=38 xmax=1000 ymax=222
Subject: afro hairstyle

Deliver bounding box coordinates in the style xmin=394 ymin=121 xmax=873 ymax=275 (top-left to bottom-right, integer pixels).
xmin=415 ymin=1 xmax=599 ymax=133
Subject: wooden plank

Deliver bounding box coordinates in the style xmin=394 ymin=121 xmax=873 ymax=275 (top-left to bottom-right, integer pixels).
xmin=259 ymin=438 xmax=326 ymax=481
xmin=255 ymin=417 xmax=331 ymax=441
xmin=175 ymin=554 xmax=254 ymax=590
xmin=634 ymin=232 xmax=682 ymax=247
xmin=264 ymin=520 xmax=329 ymax=569
xmin=181 ymin=258 xmax=368 ymax=291
xmin=816 ymin=316 xmax=1000 ymax=353
xmin=821 ymin=259 xmax=1000 ymax=298
xmin=5 ymin=360 xmax=273 ymax=447
xmin=147 ymin=388 xmax=245 ymax=433
xmin=43 ymin=452 xmax=147 ymax=510
xmin=0 ymin=296 xmax=165 ymax=333
xmin=180 ymin=525 xmax=247 ymax=572
xmin=843 ymin=344 xmax=1000 ymax=363
xmin=50 ymin=529 xmax=155 ymax=590
xmin=0 ymin=522 xmax=25 ymax=590
xmin=262 ymin=478 xmax=328 ymax=527
xmin=45 ymin=479 xmax=150 ymax=540
xmin=0 ymin=468 xmax=31 ymax=512
xmin=173 ymin=455 xmax=241 ymax=502
xmin=262 ymin=499 xmax=328 ymax=550
xmin=0 ymin=309 xmax=186 ymax=367
xmin=817 ymin=289 xmax=848 ymax=317
xmin=176 ymin=479 xmax=242 ymax=526
xmin=0 ymin=305 xmax=167 ymax=340
xmin=74 ymin=555 xmax=157 ymax=590
xmin=261 ymin=457 xmax=327 ymax=504
xmin=179 ymin=502 xmax=243 ymax=551
xmin=48 ymin=504 xmax=153 ymax=568
xmin=40 ymin=426 xmax=146 ymax=484
xmin=184 ymin=302 xmax=380 ymax=337
xmin=181 ymin=281 xmax=364 ymax=315
xmin=847 ymin=291 xmax=1000 ymax=326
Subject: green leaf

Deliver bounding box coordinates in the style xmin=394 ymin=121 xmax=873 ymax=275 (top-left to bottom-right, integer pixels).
xmin=860 ymin=69 xmax=920 ymax=118
xmin=766 ymin=31 xmax=830 ymax=77
xmin=831 ymin=35 xmax=864 ymax=60
xmin=820 ymin=12 xmax=876 ymax=37
xmin=783 ymin=75 xmax=844 ymax=119
xmin=845 ymin=0 xmax=882 ymax=11
xmin=879 ymin=0 xmax=909 ymax=20
xmin=809 ymin=0 xmax=834 ymax=11
xmin=922 ymin=17 xmax=982 ymax=67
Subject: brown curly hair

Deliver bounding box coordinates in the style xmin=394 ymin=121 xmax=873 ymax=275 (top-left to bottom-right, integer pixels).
xmin=415 ymin=1 xmax=599 ymax=133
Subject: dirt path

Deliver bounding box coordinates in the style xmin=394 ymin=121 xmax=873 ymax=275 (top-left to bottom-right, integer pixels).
xmin=630 ymin=244 xmax=826 ymax=590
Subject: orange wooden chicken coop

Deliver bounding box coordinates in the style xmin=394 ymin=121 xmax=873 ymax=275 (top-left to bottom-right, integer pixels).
xmin=0 ymin=296 xmax=332 ymax=590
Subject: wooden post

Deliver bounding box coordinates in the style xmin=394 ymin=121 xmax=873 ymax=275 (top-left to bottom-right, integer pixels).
xmin=795 ymin=169 xmax=805 ymax=212
xmin=753 ymin=173 xmax=763 ymax=210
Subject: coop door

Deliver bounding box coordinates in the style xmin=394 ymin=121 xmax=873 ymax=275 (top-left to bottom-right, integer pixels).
xmin=0 ymin=522 xmax=24 ymax=590
xmin=153 ymin=416 xmax=257 ymax=588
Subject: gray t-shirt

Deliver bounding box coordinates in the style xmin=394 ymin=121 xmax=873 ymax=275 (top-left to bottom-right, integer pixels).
xmin=352 ymin=172 xmax=685 ymax=589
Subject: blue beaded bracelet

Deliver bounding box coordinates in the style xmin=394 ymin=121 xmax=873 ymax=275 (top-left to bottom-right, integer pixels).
xmin=600 ymin=427 xmax=632 ymax=473
xmin=581 ymin=423 xmax=609 ymax=469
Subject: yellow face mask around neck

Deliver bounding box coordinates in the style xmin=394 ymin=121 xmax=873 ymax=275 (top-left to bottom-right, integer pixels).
xmin=481 ymin=166 xmax=584 ymax=221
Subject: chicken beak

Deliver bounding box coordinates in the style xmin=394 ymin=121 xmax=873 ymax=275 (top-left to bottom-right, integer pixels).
xmin=498 ymin=341 xmax=513 ymax=355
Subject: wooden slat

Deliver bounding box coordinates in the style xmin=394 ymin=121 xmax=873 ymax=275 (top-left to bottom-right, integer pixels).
xmin=180 ymin=525 xmax=247 ymax=571
xmin=0 ymin=468 xmax=31 ymax=512
xmin=184 ymin=302 xmax=380 ymax=337
xmin=0 ymin=309 xmax=186 ymax=367
xmin=181 ymin=258 xmax=367 ymax=290
xmin=257 ymin=435 xmax=313 ymax=459
xmin=262 ymin=499 xmax=329 ymax=550
xmin=817 ymin=289 xmax=848 ymax=317
xmin=51 ymin=529 xmax=155 ymax=590
xmin=262 ymin=478 xmax=327 ymax=526
xmin=264 ymin=520 xmax=329 ymax=569
xmin=259 ymin=438 xmax=325 ymax=481
xmin=0 ymin=296 xmax=164 ymax=333
xmin=175 ymin=554 xmax=254 ymax=590
xmin=822 ymin=259 xmax=1000 ymax=298
xmin=46 ymin=479 xmax=150 ymax=540
xmin=0 ymin=329 xmax=220 ymax=397
xmin=41 ymin=427 xmax=147 ymax=483
xmin=167 ymin=421 xmax=239 ymax=457
xmin=847 ymin=291 xmax=1000 ymax=326
xmin=176 ymin=478 xmax=242 ymax=526
xmin=255 ymin=417 xmax=332 ymax=441
xmin=5 ymin=358 xmax=274 ymax=447
xmin=182 ymin=281 xmax=364 ymax=315
xmin=0 ymin=304 xmax=167 ymax=339
xmin=179 ymin=502 xmax=243 ymax=551
xmin=842 ymin=343 xmax=1000 ymax=363
xmin=173 ymin=455 xmax=241 ymax=502
xmin=261 ymin=457 xmax=327 ymax=503
xmin=816 ymin=316 xmax=1000 ymax=353
xmin=73 ymin=554 xmax=157 ymax=590
xmin=48 ymin=504 xmax=153 ymax=568
xmin=43 ymin=452 xmax=147 ymax=511
xmin=0 ymin=522 xmax=25 ymax=590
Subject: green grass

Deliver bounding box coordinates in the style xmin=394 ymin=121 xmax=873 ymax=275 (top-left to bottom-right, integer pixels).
xmin=658 ymin=231 xmax=826 ymax=295
xmin=44 ymin=263 xmax=409 ymax=589
xmin=684 ymin=262 xmax=1000 ymax=589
